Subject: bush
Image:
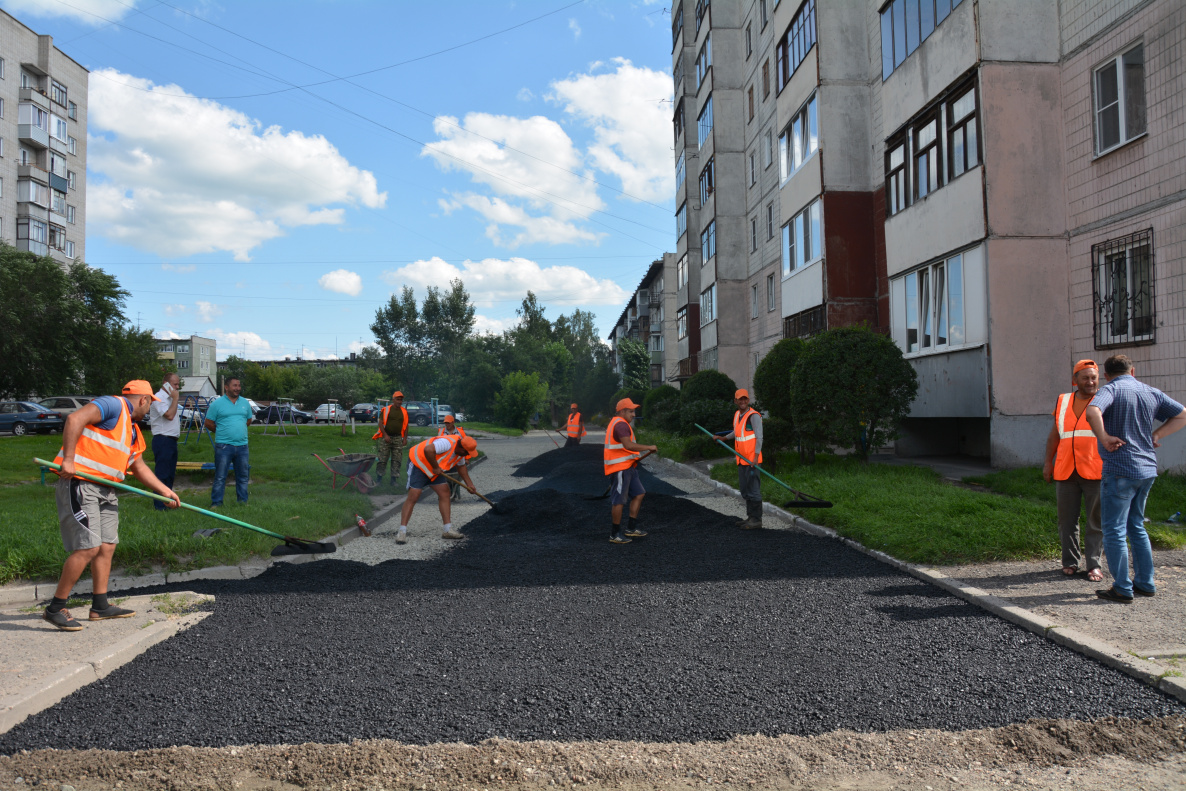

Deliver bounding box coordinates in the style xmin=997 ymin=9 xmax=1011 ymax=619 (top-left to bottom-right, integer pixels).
xmin=610 ymin=387 xmax=647 ymax=414
xmin=680 ymin=369 xmax=737 ymax=403
xmin=753 ymin=337 xmax=805 ymax=421
xmin=762 ymin=415 xmax=796 ymax=454
xmin=681 ymin=434 xmax=735 ymax=461
xmin=494 ymin=371 xmax=548 ymax=431
xmin=679 ymin=398 xmax=735 ymax=437
xmin=643 ymin=384 xmax=679 ymax=417
xmin=642 ymin=385 xmax=681 ymax=431
xmin=788 ymin=326 xmax=919 ymax=460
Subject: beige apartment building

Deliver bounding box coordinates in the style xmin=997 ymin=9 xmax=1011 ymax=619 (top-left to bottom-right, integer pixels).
xmin=0 ymin=9 xmax=87 ymax=264
xmin=607 ymin=254 xmax=681 ymax=389
xmin=616 ymin=0 xmax=1186 ymax=469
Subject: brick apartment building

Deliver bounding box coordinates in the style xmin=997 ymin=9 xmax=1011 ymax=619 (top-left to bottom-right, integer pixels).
xmin=621 ymin=0 xmax=1185 ymax=469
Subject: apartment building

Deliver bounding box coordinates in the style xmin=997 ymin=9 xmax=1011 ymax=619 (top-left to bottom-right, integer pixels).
xmin=607 ymin=255 xmax=680 ymax=388
xmin=655 ymin=0 xmax=1185 ymax=469
xmin=0 ymin=9 xmax=87 ymax=264
xmin=156 ymin=335 xmax=218 ymax=381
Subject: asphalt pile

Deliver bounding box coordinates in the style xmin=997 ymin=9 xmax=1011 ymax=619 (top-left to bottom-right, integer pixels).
xmin=508 ymin=443 xmax=686 ymax=497
xmin=3 ymin=448 xmax=1181 ymax=752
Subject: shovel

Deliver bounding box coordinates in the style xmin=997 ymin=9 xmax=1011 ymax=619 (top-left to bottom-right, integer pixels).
xmin=437 ymin=471 xmax=509 ymax=515
xmin=692 ymin=426 xmax=833 ymax=509
xmin=583 ymin=450 xmax=657 ymax=500
xmin=35 ymin=458 xmax=337 ymax=555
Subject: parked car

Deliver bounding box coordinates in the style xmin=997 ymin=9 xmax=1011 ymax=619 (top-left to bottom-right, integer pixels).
xmin=247 ymin=398 xmax=265 ymax=417
xmin=312 ymin=403 xmax=347 ymax=423
xmin=436 ymin=404 xmax=456 ymax=422
xmin=349 ymin=403 xmax=378 ymax=422
xmin=0 ymin=401 xmax=66 ymax=435
xmin=404 ymin=400 xmax=435 ymax=426
xmin=259 ymin=404 xmax=311 ymax=424
xmin=37 ymin=396 xmax=93 ymax=416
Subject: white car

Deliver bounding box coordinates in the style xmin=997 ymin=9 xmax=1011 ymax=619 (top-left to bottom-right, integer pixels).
xmin=312 ymin=403 xmax=347 ymax=423
xmin=37 ymin=396 xmax=93 ymax=416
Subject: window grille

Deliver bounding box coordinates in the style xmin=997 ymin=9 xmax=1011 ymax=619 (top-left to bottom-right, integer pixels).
xmin=1093 ymin=229 xmax=1155 ymax=349
xmin=783 ymin=305 xmax=825 ymax=338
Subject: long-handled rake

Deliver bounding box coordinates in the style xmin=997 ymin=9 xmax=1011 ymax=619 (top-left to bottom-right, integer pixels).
xmin=583 ymin=450 xmax=657 ymax=500
xmin=693 ymin=426 xmax=833 ymax=509
xmin=438 ymin=471 xmax=509 ymax=515
xmin=35 ymin=458 xmax=337 ymax=555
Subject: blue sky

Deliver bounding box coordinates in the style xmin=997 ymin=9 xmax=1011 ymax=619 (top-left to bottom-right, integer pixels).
xmin=7 ymin=0 xmax=676 ymax=359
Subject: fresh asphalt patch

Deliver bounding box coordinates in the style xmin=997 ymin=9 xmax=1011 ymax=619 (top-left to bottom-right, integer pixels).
xmin=2 ymin=446 xmax=1181 ymax=753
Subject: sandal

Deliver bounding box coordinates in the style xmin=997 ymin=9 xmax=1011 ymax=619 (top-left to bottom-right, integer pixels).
xmin=1087 ymin=568 xmax=1104 ymax=582
xmin=1062 ymin=566 xmax=1078 ymax=576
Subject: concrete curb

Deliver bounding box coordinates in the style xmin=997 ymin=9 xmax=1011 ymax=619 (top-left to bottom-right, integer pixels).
xmin=652 ymin=456 xmax=1186 ymax=705
xmin=0 ymin=594 xmax=213 ymax=736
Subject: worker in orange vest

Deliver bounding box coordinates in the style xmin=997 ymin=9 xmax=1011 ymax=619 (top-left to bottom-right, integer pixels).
xmin=397 ymin=432 xmax=478 ymax=543
xmin=717 ymin=389 xmax=764 ymax=529
xmin=372 ymin=391 xmax=408 ymax=487
xmin=1043 ymin=360 xmax=1104 ymax=581
xmin=438 ymin=414 xmax=478 ymax=500
xmin=564 ymin=403 xmax=586 ymax=448
xmin=45 ymin=381 xmax=181 ymax=631
xmin=604 ymin=398 xmax=658 ymax=544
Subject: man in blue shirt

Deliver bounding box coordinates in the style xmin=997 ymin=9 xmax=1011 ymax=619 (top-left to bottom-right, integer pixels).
xmin=204 ymin=377 xmax=254 ymax=507
xmin=1085 ymin=355 xmax=1186 ymax=603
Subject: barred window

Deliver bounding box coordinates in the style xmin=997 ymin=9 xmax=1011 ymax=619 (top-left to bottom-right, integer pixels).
xmin=1093 ymin=229 xmax=1154 ymax=348
xmin=783 ymin=306 xmax=825 ymax=338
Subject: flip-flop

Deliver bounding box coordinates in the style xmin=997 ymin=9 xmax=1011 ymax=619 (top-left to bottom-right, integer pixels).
xmin=1062 ymin=566 xmax=1078 ymax=576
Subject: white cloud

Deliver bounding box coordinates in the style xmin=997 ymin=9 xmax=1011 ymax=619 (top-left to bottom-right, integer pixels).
xmin=318 ymin=269 xmax=363 ymax=296
xmin=516 ymin=87 xmax=534 ymax=102
xmin=2 ymin=0 xmax=140 ymax=24
xmin=161 ymin=263 xmax=196 ymax=273
xmin=569 ymin=18 xmax=582 ymax=39
xmin=548 ymin=58 xmax=674 ymax=202
xmin=209 ymin=329 xmax=272 ymax=359
xmin=195 ymin=301 xmax=225 ymax=322
xmin=156 ymin=329 xmax=184 ymax=340
xmin=162 ymin=303 xmax=187 ymax=316
xmin=383 ymin=256 xmax=629 ymax=307
xmin=422 ymin=113 xmax=604 ymax=247
xmin=473 ymin=315 xmax=515 ymax=335
xmin=86 ymin=69 xmax=386 ymax=261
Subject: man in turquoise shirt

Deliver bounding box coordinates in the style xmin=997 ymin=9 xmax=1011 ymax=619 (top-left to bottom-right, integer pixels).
xmin=204 ymin=377 xmax=254 ymax=506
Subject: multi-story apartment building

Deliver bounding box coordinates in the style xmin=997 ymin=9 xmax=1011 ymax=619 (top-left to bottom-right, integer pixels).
xmin=0 ymin=9 xmax=87 ymax=264
xmin=157 ymin=335 xmax=218 ymax=382
xmin=656 ymin=0 xmax=1185 ymax=470
xmin=607 ymin=255 xmax=680 ymax=389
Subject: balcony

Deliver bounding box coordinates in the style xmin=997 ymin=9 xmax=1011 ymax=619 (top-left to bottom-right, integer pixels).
xmin=50 ymin=173 xmax=69 ymax=193
xmin=649 ymin=291 xmax=662 ymax=306
xmin=18 ymin=164 xmax=49 ymax=184
xmin=18 ymin=124 xmax=49 ymax=149
xmin=49 ymin=135 xmax=67 ymax=154
xmin=650 ymin=321 xmax=661 ymax=333
xmin=677 ymin=356 xmax=698 ymax=379
xmin=17 ymin=203 xmax=49 ymax=222
xmin=16 ymin=239 xmax=48 ymax=256
xmin=650 ymin=350 xmax=664 ymax=365
xmin=19 ymin=87 xmax=49 ymax=109
xmin=50 ymin=247 xmax=73 ymax=264
xmin=158 ymin=351 xmax=176 ymax=360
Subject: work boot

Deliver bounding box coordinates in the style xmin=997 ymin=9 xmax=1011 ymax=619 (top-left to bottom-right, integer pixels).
xmin=740 ymin=499 xmax=763 ymax=529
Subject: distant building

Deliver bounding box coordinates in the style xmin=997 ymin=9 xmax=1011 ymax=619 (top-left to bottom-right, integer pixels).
xmin=179 ymin=376 xmax=216 ymax=401
xmin=607 ymin=255 xmax=680 ymax=388
xmin=215 ymin=353 xmax=359 ymax=371
xmin=156 ymin=335 xmax=217 ymax=380
xmin=1 ymin=8 xmax=88 ymax=264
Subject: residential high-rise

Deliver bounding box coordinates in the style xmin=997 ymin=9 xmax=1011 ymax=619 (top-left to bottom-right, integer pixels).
xmin=0 ymin=9 xmax=87 ymax=264
xmin=156 ymin=335 xmax=218 ymax=382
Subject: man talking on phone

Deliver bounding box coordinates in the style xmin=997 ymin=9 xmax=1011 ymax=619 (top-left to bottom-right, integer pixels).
xmin=148 ymin=373 xmax=182 ymax=511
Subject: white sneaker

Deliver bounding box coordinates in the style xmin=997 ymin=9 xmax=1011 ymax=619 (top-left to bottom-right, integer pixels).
xmin=441 ymin=529 xmax=464 ymax=540
xmin=396 ymin=529 xmax=408 ymax=544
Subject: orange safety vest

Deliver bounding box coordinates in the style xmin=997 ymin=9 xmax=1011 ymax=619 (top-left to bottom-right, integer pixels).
xmin=437 ymin=425 xmax=479 ymax=459
xmin=1053 ymin=392 xmax=1101 ymax=480
xmin=371 ymin=405 xmax=409 ymax=440
xmin=603 ymin=416 xmax=640 ymax=476
xmin=54 ymin=397 xmax=146 ymax=483
xmin=408 ymin=434 xmax=464 ymax=478
xmin=566 ymin=412 xmax=586 ymax=438
xmin=734 ymin=407 xmax=762 ymax=466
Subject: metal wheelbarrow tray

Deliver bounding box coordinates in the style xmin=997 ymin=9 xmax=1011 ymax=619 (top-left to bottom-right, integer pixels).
xmin=312 ymin=447 xmax=378 ymax=493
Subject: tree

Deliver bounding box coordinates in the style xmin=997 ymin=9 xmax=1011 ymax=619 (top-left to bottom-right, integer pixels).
xmin=494 ymin=371 xmax=547 ymax=431
xmin=294 ymin=365 xmax=368 ymax=409
xmin=788 ymin=326 xmax=919 ymax=461
xmin=219 ymin=356 xmax=248 ymax=393
xmin=681 ymin=369 xmax=737 ymax=403
xmin=753 ymin=337 xmax=806 ymax=421
xmin=370 ymin=286 xmax=433 ymax=393
xmin=642 ymin=384 xmax=681 ymax=432
xmin=82 ymin=324 xmax=173 ymax=395
xmin=618 ymin=338 xmax=650 ymax=391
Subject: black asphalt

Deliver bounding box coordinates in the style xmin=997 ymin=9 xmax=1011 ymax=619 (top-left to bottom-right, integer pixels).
xmin=2 ymin=444 xmax=1180 ymax=752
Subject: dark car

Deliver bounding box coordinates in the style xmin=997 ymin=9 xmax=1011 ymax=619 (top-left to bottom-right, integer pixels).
xmin=0 ymin=401 xmax=66 ymax=435
xmin=259 ymin=405 xmax=311 ymax=424
xmin=404 ymin=400 xmax=435 ymax=427
xmin=350 ymin=403 xmax=378 ymax=422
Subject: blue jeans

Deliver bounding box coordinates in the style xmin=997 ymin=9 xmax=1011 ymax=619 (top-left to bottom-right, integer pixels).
xmin=151 ymin=434 xmax=178 ymax=511
xmin=212 ymin=443 xmax=249 ymax=506
xmin=1100 ymin=474 xmax=1156 ymax=597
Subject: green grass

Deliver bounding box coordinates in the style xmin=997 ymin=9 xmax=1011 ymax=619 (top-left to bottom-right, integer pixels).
xmin=0 ymin=424 xmax=397 ymax=584
xmin=462 ymin=422 xmax=526 ymax=437
xmin=635 ymin=427 xmax=732 ymax=463
xmin=967 ymin=466 xmax=1186 ymax=550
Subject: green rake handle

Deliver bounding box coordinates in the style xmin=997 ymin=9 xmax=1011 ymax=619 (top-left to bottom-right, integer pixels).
xmin=693 ymin=425 xmax=832 ymax=508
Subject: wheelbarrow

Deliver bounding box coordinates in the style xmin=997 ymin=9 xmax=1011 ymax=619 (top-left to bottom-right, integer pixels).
xmin=312 ymin=447 xmax=378 ymax=493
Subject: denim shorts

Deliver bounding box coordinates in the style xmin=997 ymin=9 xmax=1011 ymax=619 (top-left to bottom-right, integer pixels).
xmin=608 ymin=466 xmax=645 ymax=506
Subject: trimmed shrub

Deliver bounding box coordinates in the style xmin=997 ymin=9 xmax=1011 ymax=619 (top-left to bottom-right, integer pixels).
xmin=762 ymin=415 xmax=797 ymax=454
xmin=680 ymin=369 xmax=737 ymax=404
xmin=753 ymin=337 xmax=805 ymax=421
xmin=681 ymin=435 xmax=734 ymax=461
xmin=679 ymin=398 xmax=735 ymax=437
xmin=642 ymin=384 xmax=681 ymax=431
xmin=610 ymin=387 xmax=647 ymax=414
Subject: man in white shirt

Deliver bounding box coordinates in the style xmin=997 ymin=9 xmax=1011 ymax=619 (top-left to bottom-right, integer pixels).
xmin=149 ymin=373 xmax=182 ymax=511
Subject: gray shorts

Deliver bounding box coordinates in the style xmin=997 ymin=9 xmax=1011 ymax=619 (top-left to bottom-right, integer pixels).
xmin=56 ymin=478 xmax=119 ymax=552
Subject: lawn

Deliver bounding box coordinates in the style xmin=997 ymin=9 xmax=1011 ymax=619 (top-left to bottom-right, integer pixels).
xmin=0 ymin=424 xmax=404 ymax=584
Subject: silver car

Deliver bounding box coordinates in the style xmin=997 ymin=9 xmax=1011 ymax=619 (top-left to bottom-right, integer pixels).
xmin=37 ymin=396 xmax=93 ymax=416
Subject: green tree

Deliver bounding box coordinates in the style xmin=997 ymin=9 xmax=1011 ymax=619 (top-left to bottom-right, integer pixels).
xmin=494 ymin=371 xmax=547 ymax=431
xmin=370 ymin=286 xmax=433 ymax=392
xmin=82 ymin=323 xmax=173 ymax=395
xmin=219 ymin=356 xmax=248 ymax=393
xmin=294 ymin=365 xmax=366 ymax=409
xmin=642 ymin=384 xmax=681 ymax=432
xmin=618 ymin=338 xmax=650 ymax=391
xmin=681 ymin=368 xmax=737 ymax=403
xmin=753 ymin=338 xmax=805 ymax=422
xmin=788 ymin=326 xmax=919 ymax=461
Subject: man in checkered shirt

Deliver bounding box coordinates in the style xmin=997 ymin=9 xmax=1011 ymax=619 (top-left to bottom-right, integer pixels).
xmin=1085 ymin=355 xmax=1186 ymax=603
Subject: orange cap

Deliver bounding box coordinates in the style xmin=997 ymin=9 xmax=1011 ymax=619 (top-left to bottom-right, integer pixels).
xmin=392 ymin=391 xmax=404 ymax=398
xmin=1073 ymin=360 xmax=1097 ymax=375
xmin=735 ymin=389 xmax=750 ymax=400
xmin=122 ymin=380 xmax=161 ymax=401
xmin=459 ymin=436 xmax=477 ymax=453
xmin=570 ymin=403 xmax=579 ymax=409
xmin=443 ymin=414 xmax=455 ymax=423
xmin=616 ymin=398 xmax=640 ymax=411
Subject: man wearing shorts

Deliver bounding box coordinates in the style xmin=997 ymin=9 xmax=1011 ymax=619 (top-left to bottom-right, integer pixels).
xmin=604 ymin=398 xmax=658 ymax=544
xmin=397 ymin=432 xmax=478 ymax=544
xmin=46 ymin=381 xmax=181 ymax=631
xmin=437 ymin=414 xmax=478 ymax=500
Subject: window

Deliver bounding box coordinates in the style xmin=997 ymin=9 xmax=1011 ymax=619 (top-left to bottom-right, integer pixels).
xmin=784 ymin=305 xmax=825 ymax=338
xmin=881 ymin=0 xmax=964 ymax=80
xmin=0 ymin=58 xmax=4 ymax=79
xmin=762 ymin=59 xmax=770 ymax=98
xmin=0 ymin=98 xmax=4 ymax=118
xmin=767 ymin=273 xmax=776 ymax=311
xmin=178 ymin=360 xmax=190 ymax=370
xmin=52 ymin=190 xmax=67 ymax=214
xmin=67 ymin=170 xmax=76 ymax=190
xmin=1093 ymin=229 xmax=1154 ymax=348
xmin=177 ymin=344 xmax=190 ymax=353
xmin=695 ymin=36 xmax=712 ymax=91
xmin=50 ymin=152 xmax=67 ymax=178
xmin=677 ymin=307 xmax=688 ymax=339
xmin=49 ymin=223 xmax=66 ymax=250
xmin=760 ymin=0 xmax=769 ymax=28
xmin=901 ymin=253 xmax=965 ymax=353
xmin=749 ymin=152 xmax=757 ymax=185
xmin=699 ymin=157 xmax=715 ymax=204
xmin=68 ymin=136 xmax=76 ymax=155
xmin=19 ymin=103 xmax=48 ymax=130
xmin=672 ymin=5 xmax=683 ymax=48
xmin=695 ymin=0 xmax=710 ymax=32
xmin=650 ymin=334 xmax=664 ymax=352
xmin=67 ymin=205 xmax=76 ymax=224
xmin=677 ymin=254 xmax=689 ymax=288
xmin=673 ymin=100 xmax=685 ymax=143
xmin=697 ymin=96 xmax=713 ymax=148
xmin=161 ymin=344 xmax=174 ymax=353
xmin=51 ymin=116 xmax=68 ymax=142
xmin=674 ymin=59 xmax=684 ymax=96
xmin=20 ymin=70 xmax=31 ymax=89
xmin=885 ymin=137 xmax=908 ymax=216
xmin=64 ymin=239 xmax=75 ymax=258
xmin=947 ymin=83 xmax=979 ymax=178
xmin=752 ymin=284 xmax=760 ymax=318
xmin=675 ymin=152 xmax=686 ymax=191
xmin=51 ymin=81 xmax=67 ymax=106
xmin=748 ymin=86 xmax=754 ymax=122
xmin=701 ymin=219 xmax=717 ymax=261
xmin=1094 ymin=43 xmax=1146 ymax=155
xmin=913 ymin=112 xmax=940 ymax=200
xmin=746 ymin=23 xmax=753 ymax=58
xmin=764 ymin=129 xmax=773 ymax=167
xmin=676 ymin=203 xmax=687 ymax=239
xmin=766 ymin=203 xmax=775 ymax=239
xmin=778 ymin=93 xmax=818 ymax=181
xmin=775 ymin=0 xmax=816 ymax=92
xmin=751 ymin=217 xmax=758 ymax=251
xmin=19 ymin=179 xmax=48 ymax=207
xmin=0 ymin=138 xmax=3 ymax=158
xmin=700 ymin=284 xmax=716 ymax=324
xmin=781 ymin=199 xmax=823 ymax=275
xmin=68 ymin=100 xmax=77 ymax=120
xmin=17 ymin=217 xmax=48 ymax=244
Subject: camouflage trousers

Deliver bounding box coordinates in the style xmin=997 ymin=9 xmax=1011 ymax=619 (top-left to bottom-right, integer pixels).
xmin=374 ymin=436 xmax=405 ymax=480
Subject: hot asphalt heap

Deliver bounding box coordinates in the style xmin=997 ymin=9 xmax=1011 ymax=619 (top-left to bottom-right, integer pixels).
xmin=2 ymin=443 xmax=1181 ymax=752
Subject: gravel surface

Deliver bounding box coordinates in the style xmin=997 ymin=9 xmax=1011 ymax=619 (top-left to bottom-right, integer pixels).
xmin=2 ymin=441 xmax=1181 ymax=754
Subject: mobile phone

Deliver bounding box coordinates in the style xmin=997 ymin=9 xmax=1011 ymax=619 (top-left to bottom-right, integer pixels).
xmin=164 ymin=382 xmax=174 ymax=395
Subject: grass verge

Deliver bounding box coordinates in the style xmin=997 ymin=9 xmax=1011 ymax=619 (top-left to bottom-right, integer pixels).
xmin=635 ymin=427 xmax=732 ymax=463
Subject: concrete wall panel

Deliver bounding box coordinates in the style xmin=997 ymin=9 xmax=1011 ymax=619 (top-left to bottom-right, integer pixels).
xmin=881 ymin=0 xmax=977 ymax=133
xmin=781 ymin=259 xmax=824 ymax=316
xmin=779 ymin=154 xmax=822 ymax=223
xmin=906 ymin=346 xmax=990 ymax=418
xmin=978 ymin=0 xmax=1060 ymax=63
xmin=884 ymin=168 xmax=986 ymax=276
xmin=819 ymin=84 xmax=873 ymax=191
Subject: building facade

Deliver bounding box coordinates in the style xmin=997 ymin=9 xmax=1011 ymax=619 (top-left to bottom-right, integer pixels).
xmin=607 ymin=256 xmax=680 ymax=389
xmin=654 ymin=0 xmax=1185 ymax=470
xmin=0 ymin=9 xmax=87 ymax=264
xmin=157 ymin=335 xmax=218 ymax=382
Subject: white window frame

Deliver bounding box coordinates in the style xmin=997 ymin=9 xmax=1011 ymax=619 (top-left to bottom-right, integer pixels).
xmin=700 ymin=283 xmax=716 ymax=325
xmin=781 ymin=199 xmax=823 ymax=277
xmin=898 ymin=252 xmax=967 ymax=356
xmin=766 ymin=273 xmax=776 ymax=311
xmin=697 ymin=96 xmax=714 ymax=149
xmin=676 ymin=254 xmax=689 ymax=288
xmin=779 ymin=94 xmax=819 ymax=183
xmin=751 ymin=284 xmax=759 ymax=318
xmin=1093 ymin=41 xmax=1147 ymax=156
xmin=677 ymin=307 xmax=688 ymax=339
